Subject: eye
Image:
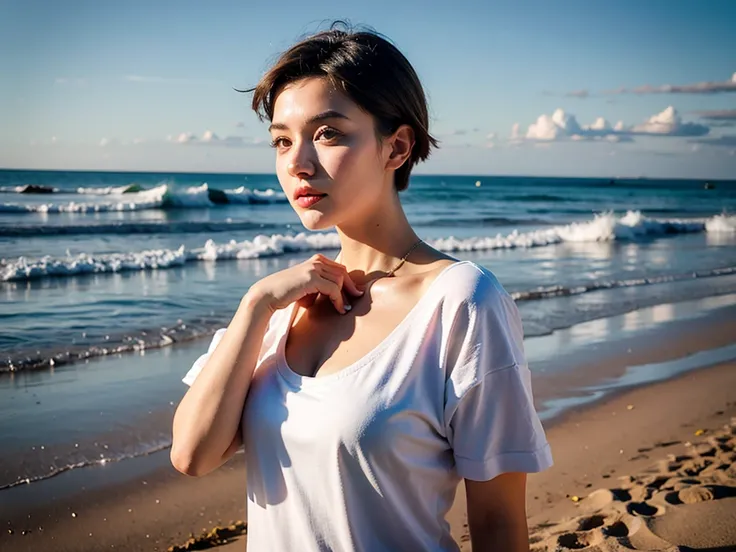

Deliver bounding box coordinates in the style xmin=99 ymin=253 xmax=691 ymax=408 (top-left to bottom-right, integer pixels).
xmin=315 ymin=127 xmax=342 ymax=142
xmin=269 ymin=137 xmax=291 ymax=149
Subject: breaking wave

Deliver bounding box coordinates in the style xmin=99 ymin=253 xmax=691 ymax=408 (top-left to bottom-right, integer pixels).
xmin=2 ymin=211 xmax=733 ymax=282
xmin=0 ymin=182 xmax=287 ymax=213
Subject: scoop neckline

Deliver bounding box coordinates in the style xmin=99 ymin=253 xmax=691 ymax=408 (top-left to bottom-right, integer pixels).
xmin=276 ymin=260 xmax=471 ymax=388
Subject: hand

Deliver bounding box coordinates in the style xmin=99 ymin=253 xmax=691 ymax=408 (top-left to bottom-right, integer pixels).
xmin=248 ymin=254 xmax=364 ymax=315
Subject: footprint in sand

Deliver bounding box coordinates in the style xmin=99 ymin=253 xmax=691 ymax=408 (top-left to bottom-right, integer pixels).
xmin=538 ymin=513 xmax=644 ymax=551
xmin=528 ymin=421 xmax=736 ymax=551
xmin=626 ymin=500 xmax=665 ymax=517
xmin=556 ymin=530 xmax=604 ymax=549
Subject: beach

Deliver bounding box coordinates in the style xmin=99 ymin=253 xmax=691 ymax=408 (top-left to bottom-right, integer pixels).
xmin=524 ymin=361 xmax=736 ymax=551
xmin=1 ymin=170 xmax=735 ymax=551
xmin=2 ymin=297 xmax=735 ymax=551
xmin=3 ymin=1 xmax=736 ymax=548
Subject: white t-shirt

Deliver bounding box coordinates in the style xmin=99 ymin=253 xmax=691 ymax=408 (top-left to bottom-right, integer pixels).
xmin=182 ymin=260 xmax=552 ymax=551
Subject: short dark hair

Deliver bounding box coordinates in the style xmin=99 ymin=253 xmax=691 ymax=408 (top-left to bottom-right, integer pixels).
xmin=243 ymin=21 xmax=438 ymax=192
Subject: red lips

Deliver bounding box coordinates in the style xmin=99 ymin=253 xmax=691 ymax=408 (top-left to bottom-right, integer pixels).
xmin=294 ymin=185 xmax=326 ymax=208
xmin=293 ymin=184 xmax=325 ymax=200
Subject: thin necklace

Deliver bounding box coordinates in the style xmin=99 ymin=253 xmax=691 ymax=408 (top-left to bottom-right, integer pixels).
xmin=385 ymin=238 xmax=424 ymax=277
xmin=337 ymin=238 xmax=424 ymax=279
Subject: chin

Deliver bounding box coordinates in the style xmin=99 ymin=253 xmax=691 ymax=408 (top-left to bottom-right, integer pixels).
xmin=298 ymin=210 xmax=333 ymax=231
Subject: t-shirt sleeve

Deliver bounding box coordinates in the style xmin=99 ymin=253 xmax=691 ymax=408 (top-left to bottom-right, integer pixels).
xmin=443 ymin=276 xmax=553 ymax=481
xmin=181 ymin=309 xmax=278 ymax=387
xmin=182 ymin=328 xmax=228 ymax=387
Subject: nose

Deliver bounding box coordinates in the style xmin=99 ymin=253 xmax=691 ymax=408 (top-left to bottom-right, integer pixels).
xmin=286 ymin=140 xmax=316 ymax=179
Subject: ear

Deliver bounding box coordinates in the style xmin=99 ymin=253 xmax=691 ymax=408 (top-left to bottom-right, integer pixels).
xmin=384 ymin=124 xmax=415 ymax=171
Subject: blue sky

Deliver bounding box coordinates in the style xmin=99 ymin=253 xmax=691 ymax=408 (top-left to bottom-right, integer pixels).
xmin=1 ymin=0 xmax=735 ymax=178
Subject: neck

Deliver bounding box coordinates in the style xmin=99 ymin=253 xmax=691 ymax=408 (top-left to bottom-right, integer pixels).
xmin=335 ymin=189 xmax=420 ymax=281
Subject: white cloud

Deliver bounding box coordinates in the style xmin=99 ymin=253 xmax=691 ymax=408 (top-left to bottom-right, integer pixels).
xmin=202 ymin=130 xmax=220 ymax=142
xmin=168 ymin=132 xmax=198 ymax=144
xmin=97 ymin=137 xmax=145 ymax=147
xmin=525 ymin=109 xmax=583 ymax=140
xmin=524 ymin=109 xmax=580 ymax=140
xmin=510 ymin=123 xmax=521 ymax=141
xmin=54 ymin=77 xmax=87 ymax=86
xmin=586 ymin=117 xmax=612 ymax=133
xmin=629 ymin=106 xmax=709 ymax=137
xmin=167 ymin=131 xmax=267 ymax=148
xmin=486 ymin=132 xmax=497 ymax=140
xmin=515 ymin=106 xmax=707 ymax=143
xmin=441 ymin=128 xmax=482 ymax=139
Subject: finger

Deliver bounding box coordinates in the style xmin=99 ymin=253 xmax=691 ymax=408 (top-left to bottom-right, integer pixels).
xmin=313 ymin=253 xmax=345 ymax=268
xmin=320 ymin=264 xmax=363 ymax=297
xmin=314 ymin=254 xmax=354 ymax=274
xmin=315 ymin=276 xmax=347 ymax=314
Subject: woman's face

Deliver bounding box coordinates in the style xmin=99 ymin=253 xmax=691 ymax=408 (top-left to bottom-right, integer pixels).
xmin=269 ymin=77 xmax=392 ymax=231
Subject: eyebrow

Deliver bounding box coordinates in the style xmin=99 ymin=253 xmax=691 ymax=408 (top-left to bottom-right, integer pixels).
xmin=268 ymin=110 xmax=350 ymax=133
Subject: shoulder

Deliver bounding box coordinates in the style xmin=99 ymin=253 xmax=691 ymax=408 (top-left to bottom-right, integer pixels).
xmin=436 ymin=261 xmax=524 ymax=362
xmin=439 ymin=263 xmax=526 ymax=388
xmin=433 ymin=260 xmax=513 ymax=312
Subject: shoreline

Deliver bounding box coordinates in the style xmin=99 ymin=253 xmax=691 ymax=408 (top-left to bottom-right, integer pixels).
xmin=2 ymin=304 xmax=736 ymax=551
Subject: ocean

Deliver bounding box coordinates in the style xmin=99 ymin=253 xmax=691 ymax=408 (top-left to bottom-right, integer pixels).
xmin=0 ymin=168 xmax=735 ymax=492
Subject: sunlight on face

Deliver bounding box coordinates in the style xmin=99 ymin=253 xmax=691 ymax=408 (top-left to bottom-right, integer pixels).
xmin=269 ymin=78 xmax=390 ymax=231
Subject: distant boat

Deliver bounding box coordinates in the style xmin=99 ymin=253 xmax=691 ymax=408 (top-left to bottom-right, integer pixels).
xmin=704 ymin=182 xmax=716 ymax=190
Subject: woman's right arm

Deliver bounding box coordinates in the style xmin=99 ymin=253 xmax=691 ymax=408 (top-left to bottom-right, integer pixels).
xmin=170 ymin=291 xmax=272 ymax=476
xmin=170 ymin=254 xmax=363 ymax=477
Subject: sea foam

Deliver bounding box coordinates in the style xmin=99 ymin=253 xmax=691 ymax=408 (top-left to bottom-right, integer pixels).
xmin=2 ymin=211 xmax=733 ymax=282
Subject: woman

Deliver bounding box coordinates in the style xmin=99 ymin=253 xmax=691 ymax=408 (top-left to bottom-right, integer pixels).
xmin=171 ymin=21 xmax=552 ymax=551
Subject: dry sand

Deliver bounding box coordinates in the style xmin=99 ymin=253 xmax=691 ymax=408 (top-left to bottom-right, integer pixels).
xmin=3 ymin=361 xmax=735 ymax=552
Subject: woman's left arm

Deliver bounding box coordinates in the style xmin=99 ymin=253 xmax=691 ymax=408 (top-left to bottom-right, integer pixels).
xmin=465 ymin=472 xmax=530 ymax=551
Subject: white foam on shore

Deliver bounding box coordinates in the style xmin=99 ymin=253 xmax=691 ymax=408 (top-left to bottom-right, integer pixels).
xmin=705 ymin=213 xmax=736 ymax=233
xmin=2 ymin=211 xmax=734 ymax=282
